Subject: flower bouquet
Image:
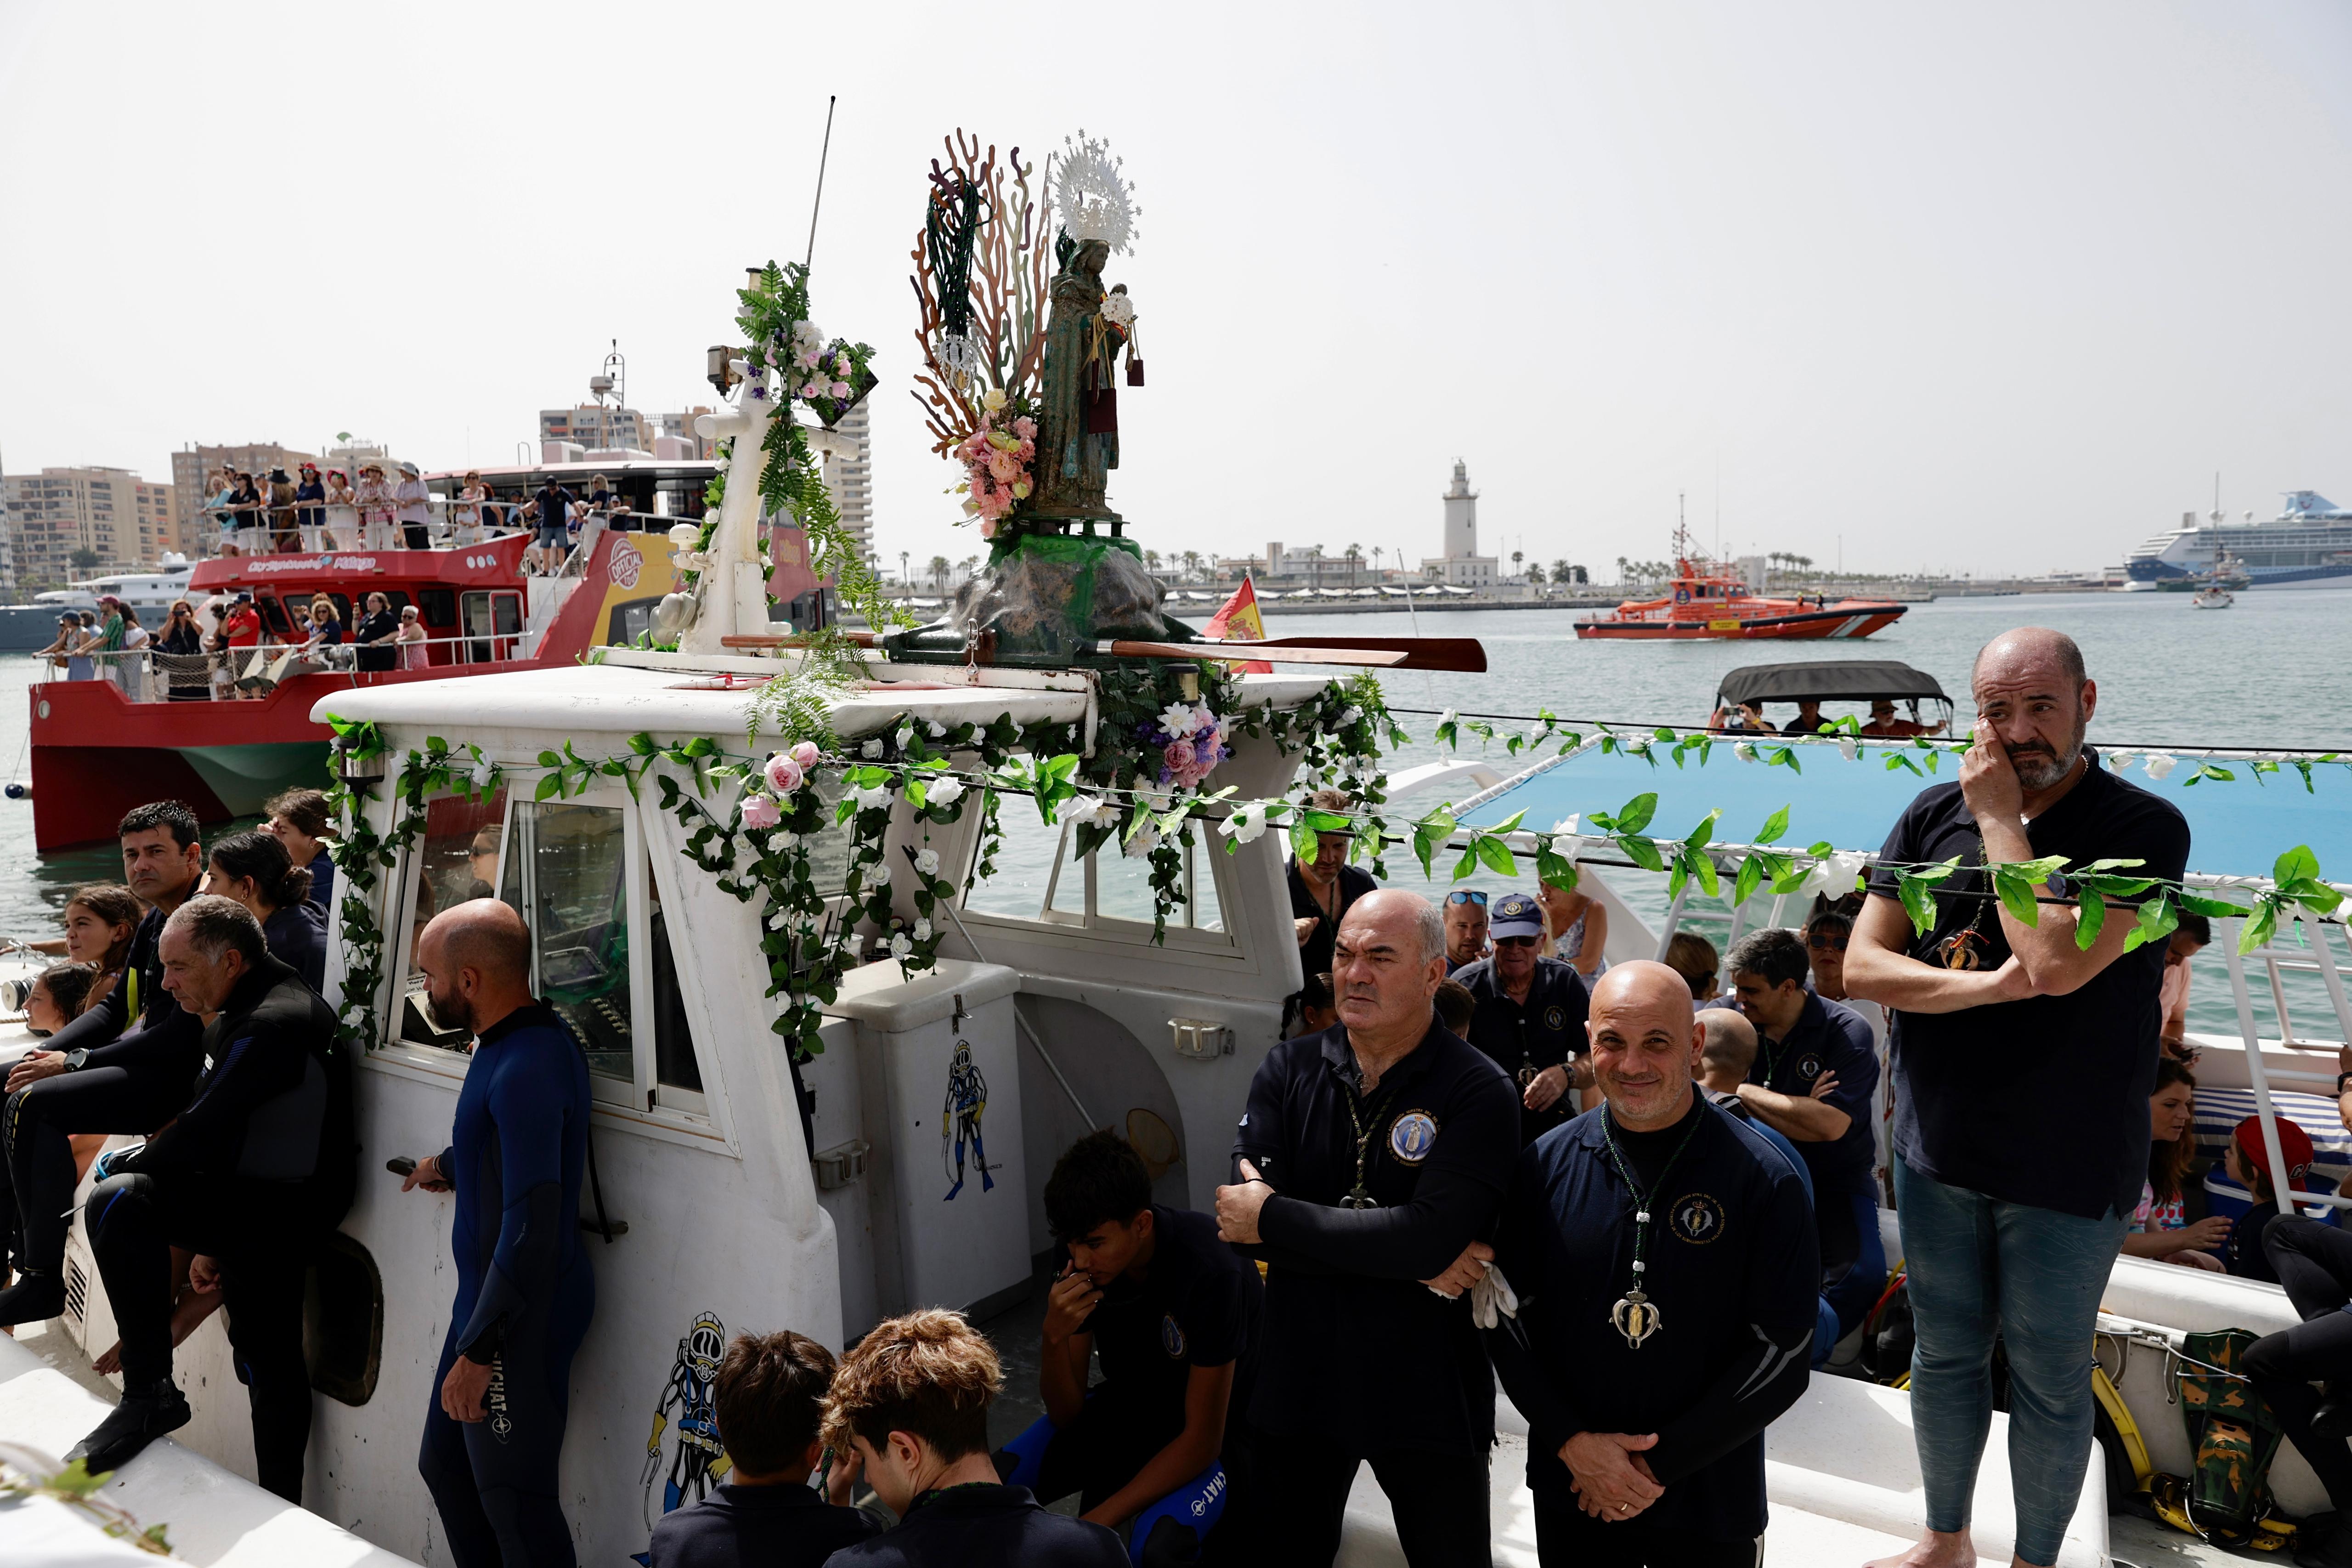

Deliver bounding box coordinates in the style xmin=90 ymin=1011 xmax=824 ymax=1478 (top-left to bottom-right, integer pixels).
xmin=954 ymin=387 xmax=1040 ymax=541
xmin=1147 ymin=699 xmax=1233 ymax=791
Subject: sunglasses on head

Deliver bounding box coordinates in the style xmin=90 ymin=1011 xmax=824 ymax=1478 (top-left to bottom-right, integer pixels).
xmin=1808 ymin=933 xmax=1848 ymax=951
xmin=1445 ymin=890 xmax=1488 ymax=907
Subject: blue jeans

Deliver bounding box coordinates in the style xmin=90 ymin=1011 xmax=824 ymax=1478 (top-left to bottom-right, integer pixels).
xmin=1893 ymin=1155 xmax=2126 ymax=1567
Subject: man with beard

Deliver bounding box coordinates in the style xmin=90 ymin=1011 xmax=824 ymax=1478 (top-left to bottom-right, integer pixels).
xmin=400 ymin=900 xmax=594 ymax=1568
xmin=1848 ymin=628 xmax=2189 ymax=1568
xmin=0 ymin=801 xmax=207 ymax=1323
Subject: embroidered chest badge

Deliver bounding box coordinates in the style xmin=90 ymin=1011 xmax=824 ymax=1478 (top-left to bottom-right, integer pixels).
xmin=1161 ymin=1313 xmax=1187 ymax=1358
xmin=1671 ymin=1193 xmax=1726 ymax=1245
xmin=1389 ymin=1109 xmax=1439 ymax=1166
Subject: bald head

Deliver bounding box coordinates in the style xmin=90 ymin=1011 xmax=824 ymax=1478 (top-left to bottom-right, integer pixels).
xmin=1970 ymin=626 xmax=2086 ymax=694
xmin=417 ymin=897 xmax=535 ymax=1037
xmin=1587 ymin=961 xmax=1702 ymax=1129
xmin=1970 ymin=626 xmax=2097 ymax=793
xmin=1697 ymin=1007 xmax=1758 ymax=1090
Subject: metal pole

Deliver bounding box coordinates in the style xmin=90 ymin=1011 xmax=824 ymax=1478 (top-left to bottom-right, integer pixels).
xmin=1654 ymin=882 xmax=1692 ymax=963
xmin=804 ymin=96 xmax=837 ymax=272
xmin=2224 ymin=917 xmax=2302 ymax=1221
xmin=2300 ymin=910 xmax=2352 ymax=1044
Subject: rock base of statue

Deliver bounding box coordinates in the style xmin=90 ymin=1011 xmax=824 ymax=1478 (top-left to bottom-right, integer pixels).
xmin=881 ymin=530 xmax=1195 ymax=667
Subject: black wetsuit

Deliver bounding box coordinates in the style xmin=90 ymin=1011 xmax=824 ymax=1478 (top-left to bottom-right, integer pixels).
xmin=821 ymin=1483 xmax=1128 ymax=1568
xmin=1486 ymin=1096 xmax=1818 ymax=1564
xmin=0 ymin=903 xmax=201 ymax=1311
xmin=645 ymin=1479 xmax=882 ymax=1568
xmin=84 ymin=953 xmax=348 ymax=1500
xmin=417 ymin=1002 xmax=595 ymax=1568
xmin=1231 ymin=1017 xmax=1520 ymax=1568
xmin=2245 ymin=1216 xmax=2352 ymax=1516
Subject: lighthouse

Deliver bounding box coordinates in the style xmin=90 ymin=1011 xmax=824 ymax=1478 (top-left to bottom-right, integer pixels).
xmin=1420 ymin=458 xmax=1498 ymax=588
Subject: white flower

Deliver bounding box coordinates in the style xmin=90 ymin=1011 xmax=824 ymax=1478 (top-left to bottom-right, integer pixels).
xmin=915 ymin=848 xmax=941 ymax=876
xmin=888 ymin=932 xmax=912 ymax=959
xmin=912 ymin=918 xmax=933 ymax=942
xmin=926 ymin=776 xmax=967 ymax=807
xmin=2106 ymin=751 xmax=2136 ymax=775
xmin=1799 ymin=850 xmax=1868 ymax=898
xmin=1439 ymin=708 xmax=1459 ymax=728
xmin=896 ymin=722 xmax=916 ymax=748
xmin=927 ymin=721 xmax=945 ymax=738
xmin=980 ymin=386 xmax=1008 ymax=413
xmin=1220 ymin=807 xmax=1267 ymax=844
xmin=1135 ymin=786 xmax=1171 ymax=813
xmin=470 ymin=762 xmax=496 ymax=788
xmin=1837 ymin=736 xmax=1859 ymax=762
xmin=1059 ymin=793 xmax=1120 ymax=828
xmin=1554 ymin=814 xmax=1581 ymax=836
xmin=868 ymin=862 xmax=892 ymax=888
xmin=1159 ymin=701 xmax=1202 ymax=738
xmin=854 ymin=784 xmax=893 ymax=812
xmin=860 ymin=737 xmax=884 ymax=759
xmin=774 ymin=831 xmax=800 ymax=851
xmin=765 ymin=905 xmax=791 ymax=929
xmin=2144 ymin=753 xmax=2177 ymax=780
xmin=1735 ymin=742 xmax=1758 ymax=763
xmin=667 ymin=522 xmax=702 ymax=549
xmin=1124 ymin=824 xmax=1162 ymax=858
xmin=1339 ymin=707 xmax=1363 ymax=727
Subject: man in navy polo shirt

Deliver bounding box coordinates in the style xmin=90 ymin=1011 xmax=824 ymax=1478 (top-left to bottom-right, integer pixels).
xmin=1217 ymin=889 xmax=1520 ymax=1568
xmin=1723 ymin=926 xmax=1884 ymax=1343
xmin=1485 ymin=962 xmax=1818 ymax=1565
xmin=1849 ymin=628 xmax=2189 ymax=1568
xmin=1455 ymin=891 xmax=1593 ymax=1144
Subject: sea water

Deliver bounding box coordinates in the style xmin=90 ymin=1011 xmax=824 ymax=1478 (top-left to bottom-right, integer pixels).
xmin=0 ymin=589 xmax=2345 ymax=1037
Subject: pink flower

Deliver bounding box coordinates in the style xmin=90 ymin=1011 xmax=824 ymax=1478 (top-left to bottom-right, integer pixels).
xmin=789 ymin=740 xmax=820 ymax=770
xmin=799 ymin=348 xmax=821 ymax=368
xmin=764 ymin=754 xmax=804 ymax=794
xmin=831 ymin=380 xmax=853 ymax=399
xmin=1015 ymin=439 xmax=1036 ymax=461
xmin=834 ymin=353 xmax=853 ymax=377
xmin=1162 ymin=739 xmax=1196 ymax=776
xmin=740 ymin=793 xmax=781 ymax=830
xmin=1012 ymin=416 xmax=1037 ymax=440
xmin=979 ymin=518 xmax=998 ymax=539
xmin=986 ymin=450 xmax=1022 ymax=482
xmin=801 ymin=382 xmax=824 ymax=399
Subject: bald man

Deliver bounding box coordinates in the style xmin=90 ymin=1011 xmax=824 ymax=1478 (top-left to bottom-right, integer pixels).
xmin=1217 ymin=889 xmax=1520 ymax=1567
xmin=1848 ymin=628 xmax=2189 ymax=1568
xmin=1484 ymin=962 xmax=1816 ymax=1567
xmin=401 ymin=900 xmax=596 ymax=1568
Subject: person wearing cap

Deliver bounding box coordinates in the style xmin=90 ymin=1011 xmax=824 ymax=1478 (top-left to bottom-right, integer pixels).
xmin=1453 ymin=891 xmax=1593 ymax=1145
xmin=1441 ymin=889 xmax=1488 ymax=974
xmin=1483 ymin=962 xmax=1818 ymax=1565
xmin=293 ymin=464 xmax=326 ymax=552
xmin=1217 ymin=889 xmax=1519 ymax=1566
xmin=1722 ymin=926 xmax=1885 ymax=1347
xmin=394 ymin=462 xmax=431 ymax=549
xmin=2218 ymin=1114 xmax=2319 ymax=1283
xmin=1846 ymin=628 xmax=2190 ymax=1568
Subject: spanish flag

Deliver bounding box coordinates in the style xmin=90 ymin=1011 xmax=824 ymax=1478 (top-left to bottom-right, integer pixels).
xmin=1203 ymin=576 xmax=1274 ymax=672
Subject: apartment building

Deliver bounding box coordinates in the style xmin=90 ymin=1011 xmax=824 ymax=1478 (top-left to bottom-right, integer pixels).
xmin=6 ymin=467 xmax=178 ymax=587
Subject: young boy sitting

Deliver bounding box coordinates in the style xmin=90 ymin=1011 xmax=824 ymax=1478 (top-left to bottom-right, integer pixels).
xmin=997 ymin=1131 xmax=1261 ymax=1559
xmin=648 ymin=1330 xmax=880 ymax=1568
xmin=821 ymin=1309 xmax=1127 ymax=1568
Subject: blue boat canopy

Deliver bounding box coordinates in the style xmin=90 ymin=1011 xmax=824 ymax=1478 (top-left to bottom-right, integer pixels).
xmin=1459 ymin=742 xmax=2352 ymax=884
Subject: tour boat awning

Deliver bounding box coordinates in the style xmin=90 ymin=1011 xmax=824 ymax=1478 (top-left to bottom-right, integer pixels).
xmin=1457 ymin=741 xmax=2352 ymax=882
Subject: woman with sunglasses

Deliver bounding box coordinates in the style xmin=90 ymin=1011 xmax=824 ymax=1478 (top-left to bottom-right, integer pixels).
xmin=157 ymin=601 xmax=206 ymax=701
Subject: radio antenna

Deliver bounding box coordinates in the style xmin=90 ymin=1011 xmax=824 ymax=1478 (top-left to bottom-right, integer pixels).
xmin=804 ymin=96 xmax=838 ymax=272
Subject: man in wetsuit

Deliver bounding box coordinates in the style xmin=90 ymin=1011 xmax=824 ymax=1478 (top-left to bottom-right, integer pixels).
xmin=1485 ymin=962 xmax=1818 ymax=1566
xmin=401 ymin=899 xmax=594 ymax=1568
xmin=1722 ymin=926 xmax=1884 ymax=1344
xmin=1453 ymin=891 xmax=1592 ymax=1144
xmin=68 ymin=896 xmax=347 ymax=1494
xmin=1001 ymin=1130 xmax=1259 ymax=1555
xmin=1216 ymin=888 xmax=1520 ymax=1568
xmin=0 ymin=801 xmax=207 ymax=1322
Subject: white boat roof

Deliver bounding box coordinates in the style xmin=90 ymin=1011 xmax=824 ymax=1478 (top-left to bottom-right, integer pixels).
xmin=310 ymin=652 xmax=1329 ymax=744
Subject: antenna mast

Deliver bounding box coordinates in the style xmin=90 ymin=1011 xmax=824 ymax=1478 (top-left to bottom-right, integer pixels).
xmin=804 ymin=96 xmax=838 ymax=272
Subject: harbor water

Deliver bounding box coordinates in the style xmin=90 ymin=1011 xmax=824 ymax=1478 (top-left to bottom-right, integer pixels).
xmin=2 ymin=589 xmax=2347 ymax=1039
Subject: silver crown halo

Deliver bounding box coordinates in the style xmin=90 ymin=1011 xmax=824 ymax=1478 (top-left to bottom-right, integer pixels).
xmin=1053 ymin=130 xmax=1140 ymax=255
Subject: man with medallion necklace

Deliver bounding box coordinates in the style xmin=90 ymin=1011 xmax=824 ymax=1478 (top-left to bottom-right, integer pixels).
xmin=1848 ymin=629 xmax=2189 ymax=1568
xmin=1484 ymin=962 xmax=1817 ymax=1567
xmin=1216 ymin=889 xmax=1519 ymax=1568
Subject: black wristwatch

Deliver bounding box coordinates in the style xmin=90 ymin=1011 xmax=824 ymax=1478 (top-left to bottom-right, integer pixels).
xmin=62 ymin=1048 xmax=87 ymax=1072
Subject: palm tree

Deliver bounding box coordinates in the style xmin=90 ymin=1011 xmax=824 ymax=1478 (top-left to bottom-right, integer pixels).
xmin=1526 ymin=563 xmax=1547 ymax=585
xmin=1144 ymin=548 xmax=1164 ymax=579
xmin=928 ymin=555 xmax=950 ymax=590
xmin=1345 ymin=543 xmax=1363 ymax=586
xmin=1510 ymin=549 xmax=1524 ymax=580
xmin=1182 ymin=549 xmax=1202 ymax=582
xmin=956 ymin=554 xmax=979 ymax=581
xmin=1552 ymin=558 xmax=1572 ymax=584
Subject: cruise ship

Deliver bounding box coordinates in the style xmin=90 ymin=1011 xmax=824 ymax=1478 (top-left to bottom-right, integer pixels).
xmin=2122 ymin=490 xmax=2352 ymax=589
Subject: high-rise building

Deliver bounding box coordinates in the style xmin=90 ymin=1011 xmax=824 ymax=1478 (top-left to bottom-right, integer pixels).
xmin=828 ymin=399 xmax=874 ymax=558
xmin=6 ymin=467 xmax=178 ymax=587
xmin=540 ymin=404 xmax=653 ymax=455
xmin=169 ymin=442 xmax=319 ymax=554
xmin=1420 ymin=459 xmax=1499 ymax=587
xmin=655 ymin=408 xmax=717 ymax=461
xmin=0 ymin=447 xmax=16 ymax=598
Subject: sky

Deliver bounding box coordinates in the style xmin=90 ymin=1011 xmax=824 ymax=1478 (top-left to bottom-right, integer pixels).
xmin=3 ymin=1 xmax=2349 ymax=581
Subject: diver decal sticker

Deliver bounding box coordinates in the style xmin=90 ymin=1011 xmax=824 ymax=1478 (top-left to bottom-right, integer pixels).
xmin=944 ymin=1038 xmax=995 ymax=1200
xmin=641 ymin=1311 xmax=732 ymax=1532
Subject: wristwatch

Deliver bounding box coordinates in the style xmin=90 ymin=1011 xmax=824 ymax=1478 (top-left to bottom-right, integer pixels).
xmin=62 ymin=1048 xmax=87 ymax=1072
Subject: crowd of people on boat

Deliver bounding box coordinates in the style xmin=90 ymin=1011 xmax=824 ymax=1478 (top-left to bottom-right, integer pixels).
xmin=17 ymin=625 xmax=2352 ymax=1568
xmin=1708 ymin=695 xmax=1950 ymax=738
xmin=36 ymin=585 xmax=428 ymax=699
xmin=200 ymin=461 xmax=623 ymax=574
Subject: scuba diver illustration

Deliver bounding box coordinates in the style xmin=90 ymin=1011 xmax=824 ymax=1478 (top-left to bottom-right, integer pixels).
xmin=640 ymin=1311 xmax=731 ymax=1530
xmin=943 ymin=1039 xmax=992 ymax=1200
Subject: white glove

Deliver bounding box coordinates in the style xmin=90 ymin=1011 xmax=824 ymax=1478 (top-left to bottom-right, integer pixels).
xmin=1470 ymin=1260 xmax=1520 ymax=1330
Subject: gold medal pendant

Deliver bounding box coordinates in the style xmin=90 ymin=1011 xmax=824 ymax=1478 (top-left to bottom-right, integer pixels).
xmin=1611 ymin=1289 xmax=1662 ymax=1348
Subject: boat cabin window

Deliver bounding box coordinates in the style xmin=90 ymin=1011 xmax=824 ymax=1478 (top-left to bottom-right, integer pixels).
xmin=257 ymin=597 xmax=294 ymax=636
xmin=461 ymin=590 xmax=524 ymax=662
xmin=963 ymin=809 xmax=1233 ymax=946
xmin=498 ymin=801 xmax=637 ymax=1094
xmin=394 ymin=792 xmax=510 ymax=1053
xmin=647 ymin=853 xmax=702 ymax=1101
xmin=418 ymin=589 xmax=457 ymax=630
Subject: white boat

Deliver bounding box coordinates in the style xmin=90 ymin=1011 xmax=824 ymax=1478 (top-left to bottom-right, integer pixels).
xmin=2192 ymin=583 xmax=2235 ymax=608
xmin=2121 ymin=491 xmax=2352 ymax=590
xmin=28 ymin=556 xmax=198 ymax=623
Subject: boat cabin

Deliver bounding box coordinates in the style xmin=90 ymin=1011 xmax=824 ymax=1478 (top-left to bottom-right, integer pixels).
xmin=1708 ymin=658 xmax=1954 ymax=736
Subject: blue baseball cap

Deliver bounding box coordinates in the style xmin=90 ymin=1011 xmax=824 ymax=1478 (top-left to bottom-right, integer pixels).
xmin=1491 ymin=893 xmax=1544 ymax=940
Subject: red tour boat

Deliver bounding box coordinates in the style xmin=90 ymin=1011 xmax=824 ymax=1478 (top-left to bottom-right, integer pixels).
xmin=1574 ymin=527 xmax=1907 ymax=641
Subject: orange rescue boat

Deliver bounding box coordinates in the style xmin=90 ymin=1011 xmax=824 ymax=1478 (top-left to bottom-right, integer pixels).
xmin=1575 ymin=529 xmax=1905 ymax=641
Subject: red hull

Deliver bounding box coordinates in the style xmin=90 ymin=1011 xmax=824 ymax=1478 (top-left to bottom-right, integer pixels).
xmin=29 ymin=532 xmax=619 ymax=849
xmin=1573 ymin=603 xmax=1907 ymax=640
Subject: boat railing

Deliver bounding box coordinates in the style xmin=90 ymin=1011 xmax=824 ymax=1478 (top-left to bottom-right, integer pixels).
xmin=48 ymin=632 xmax=539 ymax=700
